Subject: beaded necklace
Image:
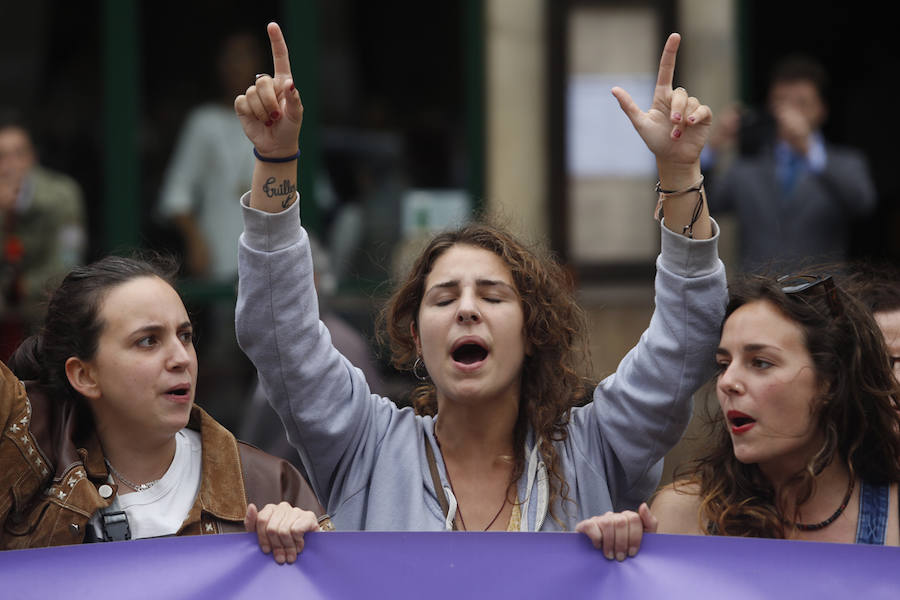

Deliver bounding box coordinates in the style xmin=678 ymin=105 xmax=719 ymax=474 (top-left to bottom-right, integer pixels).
xmin=794 ymin=478 xmax=855 ymax=531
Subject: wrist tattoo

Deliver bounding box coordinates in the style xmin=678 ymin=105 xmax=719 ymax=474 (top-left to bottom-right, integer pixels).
xmin=262 ymin=177 xmax=298 ymax=208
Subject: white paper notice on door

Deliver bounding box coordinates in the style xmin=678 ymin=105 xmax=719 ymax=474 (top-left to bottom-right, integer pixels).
xmin=567 ymin=73 xmax=656 ymax=177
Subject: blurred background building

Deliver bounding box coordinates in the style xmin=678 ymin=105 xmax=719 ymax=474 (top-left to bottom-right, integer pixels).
xmin=1 ymin=1 xmax=896 ymax=477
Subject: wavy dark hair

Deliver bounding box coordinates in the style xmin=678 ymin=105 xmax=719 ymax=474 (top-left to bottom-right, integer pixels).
xmin=7 ymin=254 xmax=180 ymax=409
xmin=379 ymin=223 xmax=590 ymax=524
xmin=677 ymin=273 xmax=900 ymax=537
xmin=843 ymin=261 xmax=900 ymax=315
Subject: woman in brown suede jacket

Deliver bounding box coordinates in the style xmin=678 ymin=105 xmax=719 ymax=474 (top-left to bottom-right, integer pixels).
xmin=0 ymin=254 xmax=329 ymax=564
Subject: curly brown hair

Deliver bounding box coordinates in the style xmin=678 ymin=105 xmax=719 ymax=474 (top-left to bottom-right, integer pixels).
xmin=379 ymin=223 xmax=591 ymax=523
xmin=677 ymin=273 xmax=900 ymax=537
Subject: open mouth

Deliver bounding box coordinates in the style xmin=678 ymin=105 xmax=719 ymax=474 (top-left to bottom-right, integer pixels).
xmin=451 ymin=342 xmax=489 ymax=365
xmin=166 ymin=385 xmax=191 ymax=398
xmin=727 ymin=411 xmax=756 ymax=432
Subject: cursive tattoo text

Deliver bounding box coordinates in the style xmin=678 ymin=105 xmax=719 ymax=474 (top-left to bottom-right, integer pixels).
xmin=263 ymin=176 xmax=298 ymax=208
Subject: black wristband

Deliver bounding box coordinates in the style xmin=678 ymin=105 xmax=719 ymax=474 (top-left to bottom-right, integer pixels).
xmin=253 ymin=147 xmax=301 ymax=163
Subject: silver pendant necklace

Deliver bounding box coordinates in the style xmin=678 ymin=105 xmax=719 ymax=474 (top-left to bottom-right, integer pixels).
xmin=105 ymin=460 xmax=160 ymax=492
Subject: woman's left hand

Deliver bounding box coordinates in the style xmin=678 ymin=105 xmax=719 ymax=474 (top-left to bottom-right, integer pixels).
xmin=612 ymin=33 xmax=711 ymax=183
xmin=575 ymin=502 xmax=658 ymax=561
xmin=244 ymin=501 xmax=320 ymax=564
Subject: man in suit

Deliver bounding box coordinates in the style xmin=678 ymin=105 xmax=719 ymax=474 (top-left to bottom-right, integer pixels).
xmin=706 ymin=56 xmax=875 ymax=274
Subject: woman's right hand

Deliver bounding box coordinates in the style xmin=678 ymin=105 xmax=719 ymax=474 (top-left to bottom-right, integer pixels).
xmin=234 ymin=22 xmax=302 ymax=158
xmin=575 ymin=502 xmax=658 ymax=561
xmin=236 ymin=22 xmax=303 ymax=213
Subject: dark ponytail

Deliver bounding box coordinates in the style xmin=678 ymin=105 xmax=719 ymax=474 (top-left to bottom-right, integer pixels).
xmin=7 ymin=334 xmax=43 ymax=381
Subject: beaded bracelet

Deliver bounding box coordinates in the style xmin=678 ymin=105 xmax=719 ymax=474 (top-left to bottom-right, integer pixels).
xmin=253 ymin=147 xmax=301 ymax=163
xmin=654 ymin=175 xmax=705 ymax=239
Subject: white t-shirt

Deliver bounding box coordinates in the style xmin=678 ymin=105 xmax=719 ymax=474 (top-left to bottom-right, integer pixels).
xmin=90 ymin=428 xmax=202 ymax=540
xmin=158 ymin=104 xmax=254 ymax=279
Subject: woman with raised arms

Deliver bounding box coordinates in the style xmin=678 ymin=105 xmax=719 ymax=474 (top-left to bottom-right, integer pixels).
xmin=235 ymin=22 xmax=725 ymax=559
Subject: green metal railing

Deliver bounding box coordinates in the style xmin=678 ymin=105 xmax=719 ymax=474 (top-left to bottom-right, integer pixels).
xmin=283 ymin=1 xmax=321 ymax=235
xmin=102 ymin=0 xmax=140 ymax=254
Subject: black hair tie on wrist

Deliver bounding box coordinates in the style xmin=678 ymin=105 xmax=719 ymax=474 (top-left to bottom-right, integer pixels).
xmin=253 ymin=147 xmax=301 ymax=163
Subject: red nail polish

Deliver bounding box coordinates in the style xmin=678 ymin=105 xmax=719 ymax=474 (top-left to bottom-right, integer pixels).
xmin=688 ymin=116 xmax=696 ymax=123
xmin=289 ymin=83 xmax=295 ymax=91
xmin=672 ymin=128 xmax=682 ymax=138
xmin=265 ymin=119 xmax=273 ymax=127
xmin=271 ymin=111 xmax=280 ymax=119
xmin=673 ymin=112 xmax=682 ymax=122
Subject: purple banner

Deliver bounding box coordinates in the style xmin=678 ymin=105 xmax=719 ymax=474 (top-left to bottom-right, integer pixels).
xmin=1 ymin=532 xmax=898 ymax=599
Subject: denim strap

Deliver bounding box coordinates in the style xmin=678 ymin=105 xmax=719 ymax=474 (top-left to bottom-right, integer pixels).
xmin=855 ymin=480 xmax=889 ymax=545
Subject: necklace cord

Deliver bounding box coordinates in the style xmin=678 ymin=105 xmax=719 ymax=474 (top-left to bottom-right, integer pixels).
xmin=435 ymin=433 xmax=511 ymax=532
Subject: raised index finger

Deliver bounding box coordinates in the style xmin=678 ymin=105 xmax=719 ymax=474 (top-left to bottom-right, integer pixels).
xmin=655 ymin=33 xmax=681 ymax=89
xmin=267 ymin=22 xmax=292 ymax=77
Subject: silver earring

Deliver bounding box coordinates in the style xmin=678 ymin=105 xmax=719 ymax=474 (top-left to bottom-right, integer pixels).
xmin=413 ymin=357 xmax=429 ymax=381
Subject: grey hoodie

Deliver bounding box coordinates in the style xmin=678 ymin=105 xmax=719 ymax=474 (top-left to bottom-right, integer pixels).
xmin=236 ymin=195 xmax=726 ymax=531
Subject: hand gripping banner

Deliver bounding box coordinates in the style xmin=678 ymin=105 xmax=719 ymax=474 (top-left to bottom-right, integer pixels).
xmin=2 ymin=531 xmax=899 ymax=599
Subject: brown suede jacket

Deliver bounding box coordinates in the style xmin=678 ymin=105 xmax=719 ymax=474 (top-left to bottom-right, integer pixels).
xmin=0 ymin=362 xmax=330 ymax=549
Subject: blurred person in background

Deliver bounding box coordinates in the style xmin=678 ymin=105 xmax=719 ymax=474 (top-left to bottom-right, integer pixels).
xmin=705 ymin=56 xmax=875 ymax=274
xmin=157 ymin=31 xmax=264 ymax=280
xmin=0 ymin=111 xmax=85 ymax=360
xmin=845 ymin=262 xmax=900 ymax=384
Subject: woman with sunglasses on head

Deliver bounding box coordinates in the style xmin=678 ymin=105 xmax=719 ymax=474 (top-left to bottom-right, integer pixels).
xmin=0 ymin=254 xmax=328 ymax=564
xmin=587 ymin=273 xmax=900 ymax=552
xmin=236 ymin=23 xmax=725 ymax=542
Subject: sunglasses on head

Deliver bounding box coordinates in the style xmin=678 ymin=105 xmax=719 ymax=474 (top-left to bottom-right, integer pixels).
xmin=776 ymin=274 xmax=843 ymax=317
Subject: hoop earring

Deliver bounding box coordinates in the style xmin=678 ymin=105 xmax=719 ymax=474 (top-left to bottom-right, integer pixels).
xmin=413 ymin=357 xmax=429 ymax=381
